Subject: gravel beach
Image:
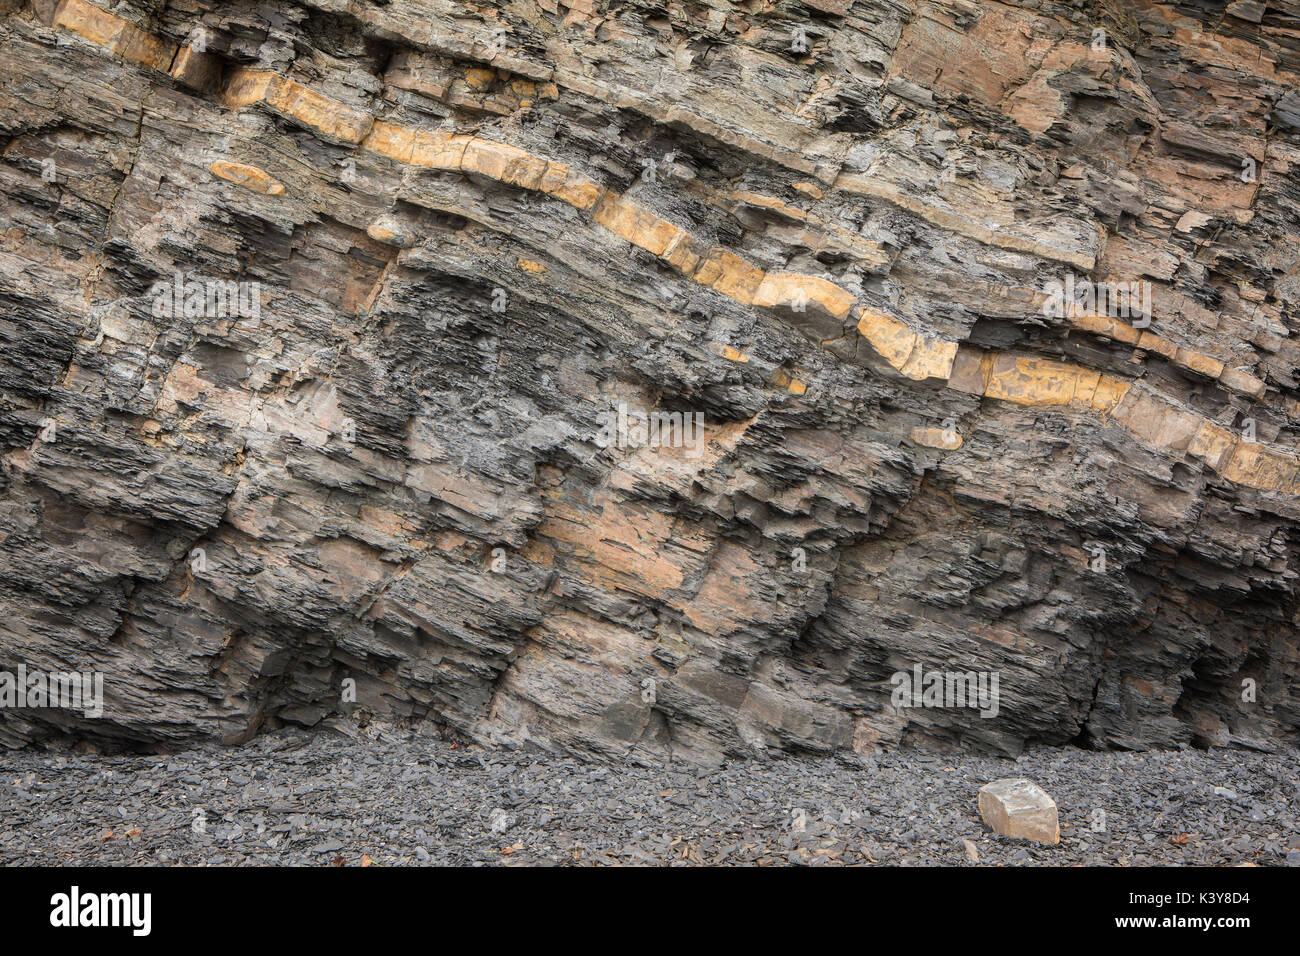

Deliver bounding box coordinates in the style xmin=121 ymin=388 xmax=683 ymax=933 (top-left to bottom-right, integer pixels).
xmin=2 ymin=728 xmax=1297 ymax=866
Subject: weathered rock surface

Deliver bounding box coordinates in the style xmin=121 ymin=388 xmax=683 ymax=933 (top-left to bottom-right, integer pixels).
xmin=2 ymin=0 xmax=1300 ymax=762
xmin=978 ymin=777 xmax=1060 ymax=844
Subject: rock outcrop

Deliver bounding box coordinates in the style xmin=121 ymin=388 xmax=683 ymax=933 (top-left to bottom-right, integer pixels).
xmin=2 ymin=0 xmax=1300 ymax=762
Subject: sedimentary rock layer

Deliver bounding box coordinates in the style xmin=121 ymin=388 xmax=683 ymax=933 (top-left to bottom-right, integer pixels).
xmin=2 ymin=0 xmax=1300 ymax=761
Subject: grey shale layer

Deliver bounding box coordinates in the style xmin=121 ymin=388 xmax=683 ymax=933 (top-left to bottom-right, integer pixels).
xmin=2 ymin=0 xmax=1300 ymax=764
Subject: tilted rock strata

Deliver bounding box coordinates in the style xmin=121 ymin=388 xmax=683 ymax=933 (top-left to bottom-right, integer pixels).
xmin=1 ymin=0 xmax=1299 ymax=761
xmin=35 ymin=0 xmax=1300 ymax=489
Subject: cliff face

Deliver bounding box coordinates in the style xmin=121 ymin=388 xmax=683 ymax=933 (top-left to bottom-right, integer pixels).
xmin=2 ymin=0 xmax=1300 ymax=763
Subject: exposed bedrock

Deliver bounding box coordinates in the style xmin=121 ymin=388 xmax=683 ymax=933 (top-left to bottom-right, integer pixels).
xmin=1 ymin=0 xmax=1299 ymax=762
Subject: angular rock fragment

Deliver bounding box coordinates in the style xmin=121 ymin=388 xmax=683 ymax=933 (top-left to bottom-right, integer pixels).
xmin=1227 ymin=1 xmax=1266 ymax=23
xmin=978 ymin=779 xmax=1060 ymax=845
xmin=1273 ymin=91 xmax=1300 ymax=130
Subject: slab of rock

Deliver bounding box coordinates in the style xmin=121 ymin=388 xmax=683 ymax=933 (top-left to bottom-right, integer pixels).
xmin=978 ymin=779 xmax=1060 ymax=845
xmin=1226 ymin=1 xmax=1266 ymax=23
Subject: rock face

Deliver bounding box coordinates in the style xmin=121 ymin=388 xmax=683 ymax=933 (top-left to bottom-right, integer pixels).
xmin=2 ymin=0 xmax=1300 ymax=763
xmin=978 ymin=778 xmax=1060 ymax=844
